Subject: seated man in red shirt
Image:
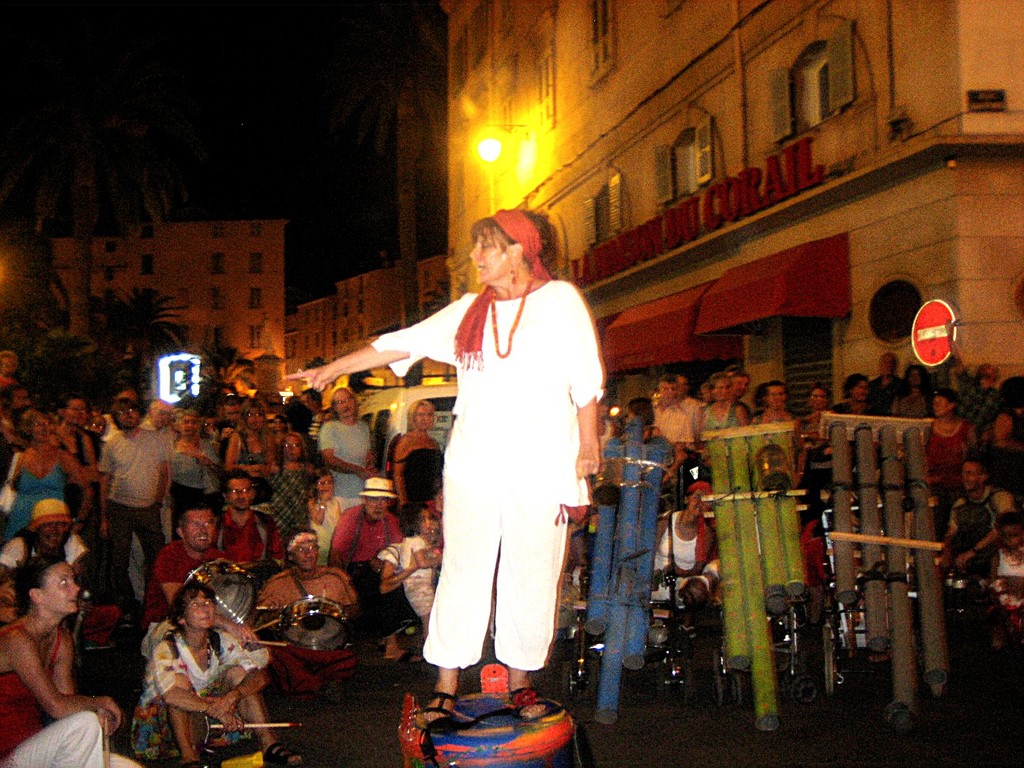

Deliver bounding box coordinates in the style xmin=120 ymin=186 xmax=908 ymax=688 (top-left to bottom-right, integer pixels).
xmin=141 ymin=506 xmax=225 ymax=633
xmin=140 ymin=506 xmax=257 ymax=657
xmin=217 ymin=471 xmax=285 ymax=564
xmin=327 ymin=477 xmax=416 ymax=655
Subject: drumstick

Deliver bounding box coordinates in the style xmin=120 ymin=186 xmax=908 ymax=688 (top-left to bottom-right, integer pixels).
xmin=828 ymin=530 xmax=943 ymax=551
xmin=253 ymin=617 xmax=282 ymax=632
xmin=209 ymin=722 xmax=302 ymax=729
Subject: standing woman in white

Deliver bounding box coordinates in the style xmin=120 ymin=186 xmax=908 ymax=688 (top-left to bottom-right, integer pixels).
xmin=290 ymin=209 xmax=603 ymax=725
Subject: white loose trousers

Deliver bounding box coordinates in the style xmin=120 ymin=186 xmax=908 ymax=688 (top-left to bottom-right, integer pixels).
xmin=424 ymin=482 xmax=569 ymax=670
xmin=1 ymin=711 xmax=143 ymax=768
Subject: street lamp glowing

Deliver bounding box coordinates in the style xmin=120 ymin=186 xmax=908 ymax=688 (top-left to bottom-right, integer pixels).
xmin=477 ymin=136 xmax=503 ymax=163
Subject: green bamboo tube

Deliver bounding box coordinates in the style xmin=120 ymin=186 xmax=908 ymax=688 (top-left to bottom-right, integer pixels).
xmin=708 ymin=438 xmax=751 ymax=670
xmin=763 ymin=431 xmax=805 ymax=596
xmin=753 ymin=494 xmax=788 ymax=615
xmin=749 ymin=435 xmax=788 ymax=614
xmin=776 ymin=494 xmax=808 ymax=597
xmin=737 ymin=495 xmax=780 ymax=731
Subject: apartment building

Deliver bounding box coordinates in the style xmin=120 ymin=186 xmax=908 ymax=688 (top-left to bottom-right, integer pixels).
xmin=443 ymin=0 xmax=1024 ymax=406
xmin=52 ymin=219 xmax=286 ymax=383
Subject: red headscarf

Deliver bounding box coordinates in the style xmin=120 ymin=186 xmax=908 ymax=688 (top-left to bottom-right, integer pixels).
xmin=454 ymin=210 xmax=552 ymax=369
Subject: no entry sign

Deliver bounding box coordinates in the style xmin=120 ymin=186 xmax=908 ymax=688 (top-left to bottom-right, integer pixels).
xmin=912 ymin=299 xmax=957 ymax=366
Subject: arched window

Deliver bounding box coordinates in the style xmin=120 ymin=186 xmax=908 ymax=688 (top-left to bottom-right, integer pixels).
xmin=654 ymin=115 xmax=713 ymax=205
xmin=769 ymin=19 xmax=854 ymax=142
xmin=796 ymin=42 xmax=830 ymax=130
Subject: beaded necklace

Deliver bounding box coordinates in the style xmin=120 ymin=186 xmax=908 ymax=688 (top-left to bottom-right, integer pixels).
xmin=490 ymin=281 xmax=531 ymax=359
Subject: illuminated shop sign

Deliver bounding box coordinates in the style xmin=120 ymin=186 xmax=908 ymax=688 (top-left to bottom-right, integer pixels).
xmin=158 ymin=353 xmax=201 ymax=404
xmin=573 ymin=137 xmax=825 ymax=287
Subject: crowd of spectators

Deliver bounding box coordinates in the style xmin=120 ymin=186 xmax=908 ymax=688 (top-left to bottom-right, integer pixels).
xmin=2 ymin=341 xmax=1023 ymax=763
xmin=628 ymin=355 xmax=1023 ymax=646
xmin=0 ymin=353 xmax=445 ymax=766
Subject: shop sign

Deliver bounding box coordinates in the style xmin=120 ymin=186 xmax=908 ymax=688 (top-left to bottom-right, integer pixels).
xmin=573 ymin=137 xmax=825 ymax=287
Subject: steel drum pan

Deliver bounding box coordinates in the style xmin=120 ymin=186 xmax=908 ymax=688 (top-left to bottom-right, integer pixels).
xmin=277 ymin=596 xmax=350 ymax=650
xmin=186 ymin=559 xmax=258 ymax=625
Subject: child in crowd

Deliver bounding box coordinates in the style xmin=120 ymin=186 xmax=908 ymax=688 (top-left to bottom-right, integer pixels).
xmin=378 ymin=502 xmax=443 ymax=663
xmin=988 ymin=511 xmax=1024 ymax=651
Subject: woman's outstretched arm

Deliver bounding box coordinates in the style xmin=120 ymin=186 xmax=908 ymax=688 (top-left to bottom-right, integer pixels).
xmin=285 ymin=346 xmax=410 ymax=392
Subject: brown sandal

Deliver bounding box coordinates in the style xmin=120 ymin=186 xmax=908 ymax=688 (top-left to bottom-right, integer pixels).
xmin=415 ymin=691 xmax=459 ymax=732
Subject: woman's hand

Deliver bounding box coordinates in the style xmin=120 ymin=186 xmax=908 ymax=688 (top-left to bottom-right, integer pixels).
xmin=576 ymin=442 xmax=601 ymax=479
xmin=92 ymin=696 xmax=123 ymax=734
xmin=204 ymin=693 xmax=243 ymax=730
xmin=286 ymin=362 xmax=338 ymax=393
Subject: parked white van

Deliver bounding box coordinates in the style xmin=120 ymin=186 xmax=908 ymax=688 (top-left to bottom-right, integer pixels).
xmin=357 ymin=382 xmax=458 ymax=474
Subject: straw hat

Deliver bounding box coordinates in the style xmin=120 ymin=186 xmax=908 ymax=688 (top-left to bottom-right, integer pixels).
xmin=359 ymin=477 xmax=398 ymax=499
xmin=28 ymin=499 xmax=73 ymax=531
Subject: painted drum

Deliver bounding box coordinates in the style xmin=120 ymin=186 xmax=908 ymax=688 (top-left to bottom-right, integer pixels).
xmin=399 ymin=692 xmax=575 ymax=768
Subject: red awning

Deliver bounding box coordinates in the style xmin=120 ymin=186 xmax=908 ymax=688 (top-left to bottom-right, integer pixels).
xmin=695 ymin=233 xmax=850 ymax=335
xmin=601 ymin=282 xmax=742 ymax=373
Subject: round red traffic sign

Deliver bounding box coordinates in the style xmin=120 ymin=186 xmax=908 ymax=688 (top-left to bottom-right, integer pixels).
xmin=911 ymin=299 xmax=957 ymax=366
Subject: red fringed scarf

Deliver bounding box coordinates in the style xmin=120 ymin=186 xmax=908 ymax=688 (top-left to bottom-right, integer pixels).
xmin=454 ymin=210 xmax=552 ymax=369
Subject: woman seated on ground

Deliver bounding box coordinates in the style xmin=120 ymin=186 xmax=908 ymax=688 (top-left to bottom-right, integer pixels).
xmin=378 ymin=503 xmax=443 ymax=662
xmin=131 ymin=581 xmax=302 ymax=766
xmin=0 ymin=555 xmax=138 ymax=768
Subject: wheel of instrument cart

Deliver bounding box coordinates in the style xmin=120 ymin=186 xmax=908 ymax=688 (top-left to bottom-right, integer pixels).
xmin=822 ymin=620 xmax=840 ymax=696
xmin=561 ymin=654 xmax=597 ymax=702
xmin=657 ymin=654 xmax=695 ymax=705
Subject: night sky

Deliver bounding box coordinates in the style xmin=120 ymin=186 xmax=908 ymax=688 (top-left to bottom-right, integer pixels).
xmin=2 ymin=4 xmax=449 ymax=307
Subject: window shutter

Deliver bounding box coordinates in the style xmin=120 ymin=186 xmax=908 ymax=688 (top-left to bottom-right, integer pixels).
xmin=695 ymin=115 xmax=713 ymax=185
xmin=827 ymin=19 xmax=854 ymax=113
xmin=654 ymin=145 xmax=673 ymax=204
xmin=769 ymin=68 xmax=794 ymax=142
xmin=608 ymin=173 xmax=623 ymax=234
xmin=583 ymin=197 xmax=596 ymax=246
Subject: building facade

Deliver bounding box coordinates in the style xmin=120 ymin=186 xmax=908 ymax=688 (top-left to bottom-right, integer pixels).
xmin=284 ymin=254 xmax=453 ymax=389
xmin=52 ymin=218 xmax=286 ymax=369
xmin=443 ymin=0 xmax=1024 ymax=409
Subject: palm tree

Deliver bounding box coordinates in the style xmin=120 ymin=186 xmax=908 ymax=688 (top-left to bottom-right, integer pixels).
xmin=325 ymin=2 xmax=447 ymax=326
xmin=0 ymin=16 xmax=206 ymax=337
xmin=98 ymin=287 xmax=185 ymax=357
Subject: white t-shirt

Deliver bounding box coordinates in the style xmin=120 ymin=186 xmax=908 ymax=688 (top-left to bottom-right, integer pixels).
xmin=378 ymin=535 xmax=438 ymax=618
xmin=0 ymin=533 xmax=88 ymax=570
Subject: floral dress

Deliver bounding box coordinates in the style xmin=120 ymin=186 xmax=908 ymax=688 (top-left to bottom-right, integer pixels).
xmin=131 ymin=627 xmax=269 ymax=760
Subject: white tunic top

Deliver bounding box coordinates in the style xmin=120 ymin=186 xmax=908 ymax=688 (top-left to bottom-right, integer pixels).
xmin=373 ymin=281 xmax=604 ymax=508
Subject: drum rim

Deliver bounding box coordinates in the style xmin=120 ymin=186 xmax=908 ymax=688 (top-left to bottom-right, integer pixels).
xmin=279 ymin=595 xmax=349 ymax=650
xmin=185 ymin=558 xmax=257 ymax=624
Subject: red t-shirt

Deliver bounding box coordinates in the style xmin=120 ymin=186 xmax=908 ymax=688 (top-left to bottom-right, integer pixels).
xmin=141 ymin=540 xmax=226 ymax=627
xmin=217 ymin=510 xmax=284 ymax=564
